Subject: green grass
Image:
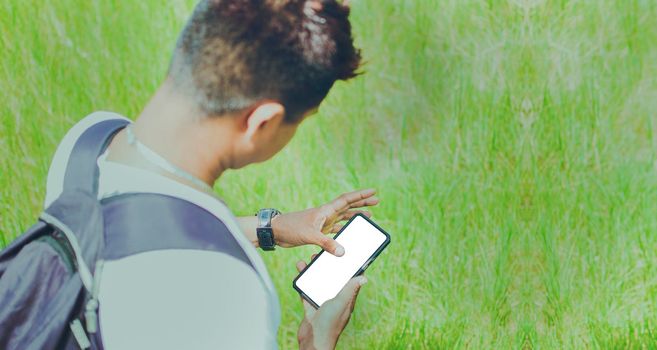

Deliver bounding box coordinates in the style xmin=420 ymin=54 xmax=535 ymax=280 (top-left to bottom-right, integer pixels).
xmin=3 ymin=0 xmax=657 ymax=348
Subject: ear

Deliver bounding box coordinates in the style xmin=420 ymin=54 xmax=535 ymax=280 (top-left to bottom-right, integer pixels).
xmin=244 ymin=102 xmax=285 ymax=140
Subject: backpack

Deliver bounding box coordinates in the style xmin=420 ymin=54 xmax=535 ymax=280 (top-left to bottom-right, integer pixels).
xmin=0 ymin=118 xmax=258 ymax=350
xmin=0 ymin=119 xmax=129 ymax=349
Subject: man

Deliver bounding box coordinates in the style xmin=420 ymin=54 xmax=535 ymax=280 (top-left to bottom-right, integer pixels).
xmin=44 ymin=0 xmax=375 ymax=348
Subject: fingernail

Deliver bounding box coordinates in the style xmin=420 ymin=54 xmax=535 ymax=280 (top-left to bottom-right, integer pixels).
xmin=359 ymin=277 xmax=368 ymax=285
xmin=335 ymin=246 xmax=345 ymax=256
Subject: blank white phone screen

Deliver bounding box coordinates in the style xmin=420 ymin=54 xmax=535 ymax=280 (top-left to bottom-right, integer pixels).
xmin=296 ymin=216 xmax=387 ymax=307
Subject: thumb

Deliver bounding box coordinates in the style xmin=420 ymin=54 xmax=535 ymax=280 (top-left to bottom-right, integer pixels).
xmin=333 ymin=275 xmax=368 ymax=310
xmin=317 ymin=234 xmax=345 ymax=257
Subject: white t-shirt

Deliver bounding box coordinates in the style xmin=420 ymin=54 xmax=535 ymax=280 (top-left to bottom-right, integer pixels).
xmin=44 ymin=111 xmax=281 ymax=349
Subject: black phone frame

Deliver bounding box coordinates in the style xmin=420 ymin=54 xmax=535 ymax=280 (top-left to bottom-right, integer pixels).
xmin=292 ymin=213 xmax=391 ymax=309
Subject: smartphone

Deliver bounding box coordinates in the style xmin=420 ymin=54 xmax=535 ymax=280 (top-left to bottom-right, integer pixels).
xmin=293 ymin=213 xmax=391 ymax=308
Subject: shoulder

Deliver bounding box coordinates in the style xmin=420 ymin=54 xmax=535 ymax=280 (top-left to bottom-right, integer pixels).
xmin=44 ymin=111 xmax=131 ymax=207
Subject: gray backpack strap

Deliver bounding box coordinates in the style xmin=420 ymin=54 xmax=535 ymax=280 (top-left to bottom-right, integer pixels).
xmin=63 ymin=119 xmax=130 ymax=194
xmin=44 ymin=118 xmax=129 ymax=290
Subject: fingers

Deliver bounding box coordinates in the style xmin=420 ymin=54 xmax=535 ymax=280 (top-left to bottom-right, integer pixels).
xmin=348 ymin=196 xmax=380 ymax=209
xmin=317 ymin=235 xmax=345 ymax=256
xmin=296 ymin=260 xmax=307 ymax=272
xmin=329 ymin=223 xmax=345 ymax=234
xmin=295 ymin=254 xmax=317 ymax=274
xmin=295 ymin=253 xmax=318 ymax=274
xmin=328 ymin=189 xmax=378 ymax=213
xmin=337 ymin=209 xmax=372 ymax=222
xmin=323 ymin=210 xmax=372 ymax=234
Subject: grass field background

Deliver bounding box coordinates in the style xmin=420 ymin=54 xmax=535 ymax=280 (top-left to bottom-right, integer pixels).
xmin=3 ymin=0 xmax=657 ymax=348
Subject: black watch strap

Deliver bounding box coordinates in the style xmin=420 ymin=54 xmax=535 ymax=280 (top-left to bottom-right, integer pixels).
xmin=256 ymin=208 xmax=280 ymax=251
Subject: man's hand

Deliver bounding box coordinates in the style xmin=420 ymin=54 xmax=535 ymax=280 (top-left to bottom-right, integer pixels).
xmin=295 ymin=257 xmax=367 ymax=350
xmin=272 ymin=189 xmax=379 ymax=256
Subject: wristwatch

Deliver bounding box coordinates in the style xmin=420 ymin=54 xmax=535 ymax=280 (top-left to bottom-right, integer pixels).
xmin=255 ymin=208 xmax=281 ymax=251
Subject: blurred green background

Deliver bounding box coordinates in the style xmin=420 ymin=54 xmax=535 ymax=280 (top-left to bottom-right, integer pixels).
xmin=3 ymin=0 xmax=657 ymax=348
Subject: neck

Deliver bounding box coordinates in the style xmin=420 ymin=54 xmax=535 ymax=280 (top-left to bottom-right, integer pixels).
xmin=112 ymin=79 xmax=235 ymax=188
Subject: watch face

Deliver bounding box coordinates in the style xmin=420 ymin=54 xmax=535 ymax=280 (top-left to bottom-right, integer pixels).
xmin=258 ymin=209 xmax=278 ymax=226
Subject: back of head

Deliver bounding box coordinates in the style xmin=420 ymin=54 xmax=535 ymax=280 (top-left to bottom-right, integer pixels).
xmin=169 ymin=0 xmax=362 ymax=122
